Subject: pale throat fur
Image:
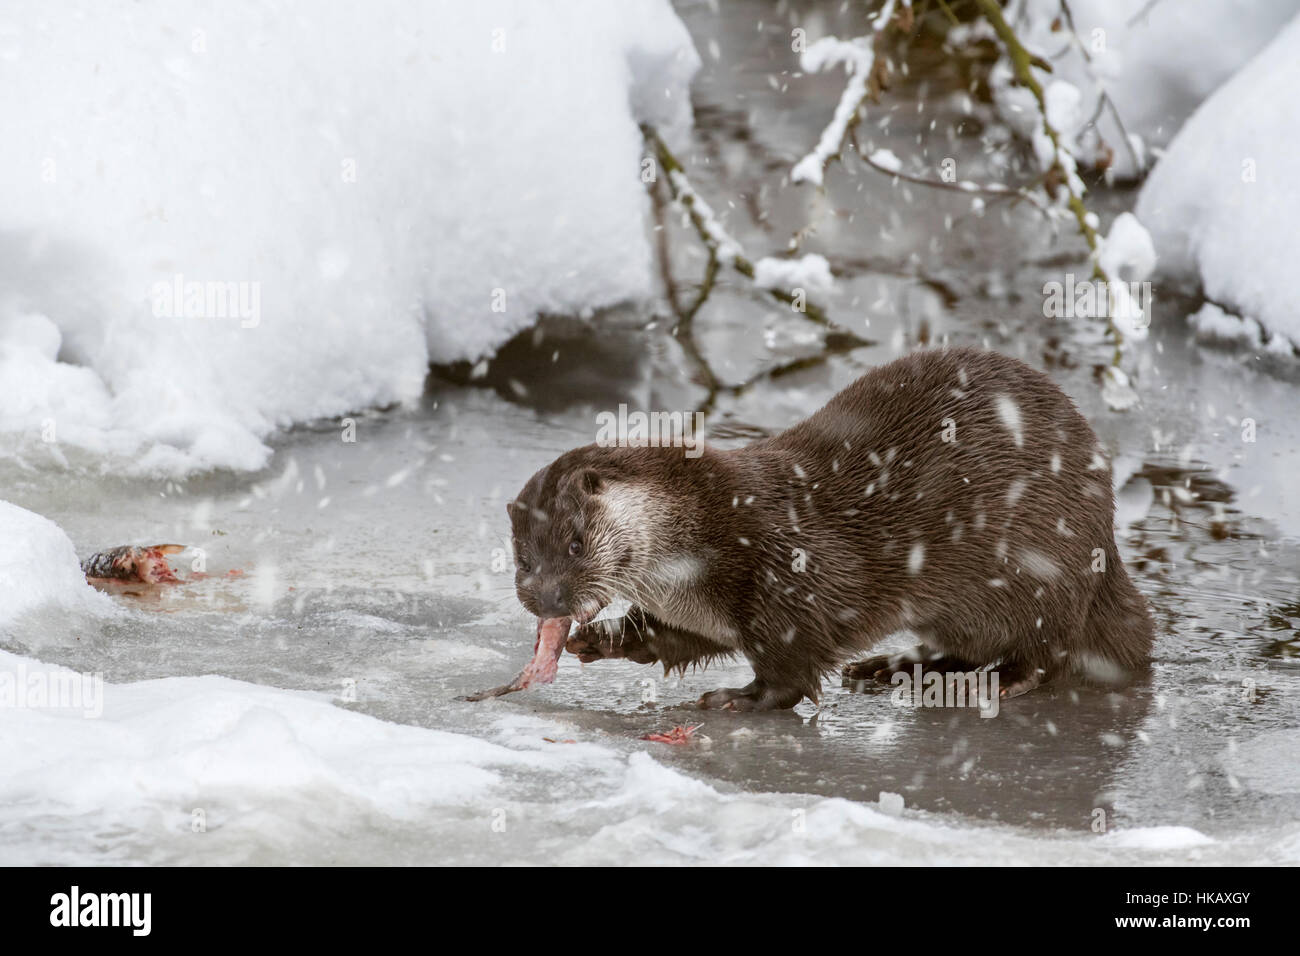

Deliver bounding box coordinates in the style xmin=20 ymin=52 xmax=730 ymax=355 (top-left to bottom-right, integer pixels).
xmin=595 ymin=477 xmax=743 ymax=648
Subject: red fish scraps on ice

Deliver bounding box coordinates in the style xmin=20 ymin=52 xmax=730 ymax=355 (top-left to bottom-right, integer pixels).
xmin=80 ymin=544 xmax=185 ymax=584
xmin=640 ymin=724 xmax=702 ymax=745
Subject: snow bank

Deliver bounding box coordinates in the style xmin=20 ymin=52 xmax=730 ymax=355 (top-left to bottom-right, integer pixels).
xmin=3 ymin=646 xmax=1297 ymax=865
xmin=0 ymin=648 xmax=613 ymax=864
xmin=0 ymin=650 xmax=528 ymax=818
xmin=0 ymin=501 xmax=112 ymax=635
xmin=1186 ymin=303 xmax=1294 ymax=356
xmin=1136 ymin=14 xmax=1300 ymax=352
xmin=988 ymin=0 xmax=1293 ymax=179
xmin=0 ymin=0 xmax=699 ymax=475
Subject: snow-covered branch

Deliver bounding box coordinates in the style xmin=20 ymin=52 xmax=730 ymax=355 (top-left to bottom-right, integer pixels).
xmin=974 ymin=0 xmax=1149 ymax=402
xmin=644 ymin=125 xmax=834 ymax=327
xmin=789 ymin=0 xmax=911 ymax=187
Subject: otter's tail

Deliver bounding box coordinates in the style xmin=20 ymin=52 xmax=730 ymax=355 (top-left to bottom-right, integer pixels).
xmin=1074 ymin=542 xmax=1154 ymax=684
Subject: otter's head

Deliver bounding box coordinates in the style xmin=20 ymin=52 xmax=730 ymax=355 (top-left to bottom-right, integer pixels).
xmin=507 ymin=451 xmax=644 ymax=623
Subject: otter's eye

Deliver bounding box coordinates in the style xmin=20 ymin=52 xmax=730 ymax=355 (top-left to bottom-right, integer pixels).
xmin=568 ymin=539 xmax=583 ymax=557
xmin=516 ymin=556 xmax=531 ymax=573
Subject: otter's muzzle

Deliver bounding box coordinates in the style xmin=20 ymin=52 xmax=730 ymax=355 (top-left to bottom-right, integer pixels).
xmin=533 ymin=583 xmax=570 ymax=619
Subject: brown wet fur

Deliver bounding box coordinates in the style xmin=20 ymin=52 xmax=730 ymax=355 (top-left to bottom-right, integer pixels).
xmin=507 ymin=347 xmax=1155 ymax=710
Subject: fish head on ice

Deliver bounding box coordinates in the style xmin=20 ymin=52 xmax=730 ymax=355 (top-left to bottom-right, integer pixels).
xmin=82 ymin=543 xmax=186 ymax=584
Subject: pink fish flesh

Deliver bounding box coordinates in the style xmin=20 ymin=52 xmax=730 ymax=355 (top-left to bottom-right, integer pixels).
xmin=460 ymin=616 xmax=573 ymax=701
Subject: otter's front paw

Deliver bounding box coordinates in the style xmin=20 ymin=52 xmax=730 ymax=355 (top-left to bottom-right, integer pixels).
xmin=565 ymin=619 xmax=658 ymax=665
xmin=696 ymin=682 xmax=804 ymax=711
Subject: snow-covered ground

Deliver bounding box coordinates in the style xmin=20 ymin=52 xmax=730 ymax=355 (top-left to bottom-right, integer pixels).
xmin=0 ymin=0 xmax=697 ymax=474
xmin=6 ymin=646 xmax=1298 ymax=866
xmin=1137 ymin=11 xmax=1300 ymax=352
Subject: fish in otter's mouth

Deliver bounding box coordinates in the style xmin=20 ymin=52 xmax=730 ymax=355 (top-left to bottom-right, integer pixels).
xmin=458 ymin=615 xmax=574 ymax=702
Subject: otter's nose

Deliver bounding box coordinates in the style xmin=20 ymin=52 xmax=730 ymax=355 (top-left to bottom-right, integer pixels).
xmin=535 ymin=583 xmax=569 ymax=618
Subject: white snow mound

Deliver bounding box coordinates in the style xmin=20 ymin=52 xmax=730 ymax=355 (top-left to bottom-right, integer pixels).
xmin=0 ymin=0 xmax=699 ymax=475
xmin=2 ymin=647 xmax=1297 ymax=865
xmin=1136 ymin=13 xmax=1300 ymax=353
xmin=0 ymin=500 xmax=113 ymax=634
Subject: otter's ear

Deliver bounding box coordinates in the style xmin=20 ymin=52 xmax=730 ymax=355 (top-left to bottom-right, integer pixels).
xmin=562 ymin=468 xmax=604 ymax=497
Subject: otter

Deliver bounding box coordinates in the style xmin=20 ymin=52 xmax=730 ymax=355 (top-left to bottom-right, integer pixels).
xmin=506 ymin=347 xmax=1154 ymax=711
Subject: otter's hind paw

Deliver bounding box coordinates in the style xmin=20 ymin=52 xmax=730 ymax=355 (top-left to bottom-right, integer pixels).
xmin=995 ymin=659 xmax=1045 ymax=699
xmin=696 ymin=682 xmax=804 ymax=711
xmin=841 ymin=645 xmax=961 ymax=684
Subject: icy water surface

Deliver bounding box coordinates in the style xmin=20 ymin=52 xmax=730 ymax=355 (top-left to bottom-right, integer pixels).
xmin=3 ymin=2 xmax=1300 ymax=864
xmin=3 ymin=355 xmax=1299 ymax=864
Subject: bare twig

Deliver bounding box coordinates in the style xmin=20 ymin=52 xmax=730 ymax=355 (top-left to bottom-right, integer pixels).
xmin=934 ymin=0 xmax=962 ymax=28
xmin=690 ymin=329 xmax=874 ymax=418
xmin=683 ymin=251 xmax=720 ymax=323
xmin=974 ymin=0 xmax=1123 ymax=362
xmin=1126 ymin=0 xmax=1164 ymax=27
xmin=644 ymin=125 xmax=833 ymax=327
xmin=849 ymin=128 xmax=1053 ymax=217
xmin=647 ymin=172 xmax=681 ymax=315
xmin=1058 ymin=0 xmax=1142 ymax=174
